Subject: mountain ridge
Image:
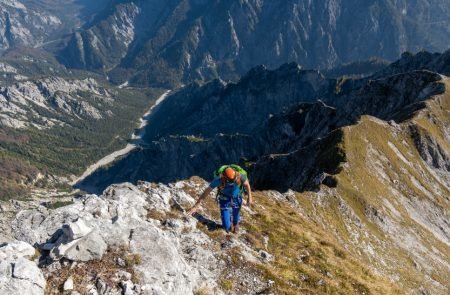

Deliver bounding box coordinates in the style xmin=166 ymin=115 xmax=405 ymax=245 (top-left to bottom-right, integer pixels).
xmin=58 ymin=0 xmax=450 ymax=87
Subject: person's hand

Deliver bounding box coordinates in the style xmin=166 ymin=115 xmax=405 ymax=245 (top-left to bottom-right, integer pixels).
xmin=246 ymin=198 xmax=252 ymax=207
xmin=186 ymin=205 xmax=198 ymax=216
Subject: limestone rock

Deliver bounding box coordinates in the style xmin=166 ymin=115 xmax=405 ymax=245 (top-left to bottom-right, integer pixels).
xmin=63 ymin=219 xmax=92 ymax=240
xmin=0 ymin=240 xmax=35 ymax=260
xmin=64 ymin=276 xmax=74 ymax=291
xmin=130 ymin=225 xmax=195 ymax=294
xmin=12 ymin=257 xmax=46 ymax=288
xmin=51 ymin=230 xmax=107 ymax=262
xmin=8 ymin=181 xmax=221 ymax=293
xmin=258 ymin=250 xmax=274 ymax=263
xmin=0 ymin=256 xmax=45 ymax=295
xmin=120 ymin=280 xmax=135 ymax=295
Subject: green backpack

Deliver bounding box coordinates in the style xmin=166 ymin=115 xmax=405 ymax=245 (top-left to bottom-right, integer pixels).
xmin=213 ymin=164 xmax=248 ymax=179
xmin=213 ymin=164 xmax=248 ymax=199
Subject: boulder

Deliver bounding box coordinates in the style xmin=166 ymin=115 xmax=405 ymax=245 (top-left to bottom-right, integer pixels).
xmin=12 ymin=258 xmax=46 ymax=288
xmin=62 ymin=219 xmax=92 ymax=240
xmin=258 ymin=250 xmax=274 ymax=263
xmin=51 ymin=230 xmax=107 ymax=262
xmin=130 ymin=225 xmax=195 ymax=294
xmin=121 ymin=280 xmax=135 ymax=295
xmin=0 ymin=256 xmax=45 ymax=295
xmin=0 ymin=240 xmax=35 ymax=260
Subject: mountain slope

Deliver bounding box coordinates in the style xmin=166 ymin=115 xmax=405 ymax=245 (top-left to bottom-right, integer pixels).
xmin=0 ymin=0 xmax=110 ymax=52
xmin=0 ymin=59 xmax=165 ymax=199
xmin=76 ymin=51 xmax=448 ymax=192
xmin=301 ymin=91 xmax=449 ymax=292
xmin=59 ymin=0 xmax=450 ymax=87
xmin=72 ymin=52 xmax=450 ymax=293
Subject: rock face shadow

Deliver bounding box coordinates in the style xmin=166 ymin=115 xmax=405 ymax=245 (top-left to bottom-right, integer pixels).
xmin=192 ymin=213 xmax=222 ymax=231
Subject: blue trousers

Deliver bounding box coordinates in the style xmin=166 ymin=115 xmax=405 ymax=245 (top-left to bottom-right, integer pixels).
xmin=219 ymin=196 xmax=242 ymax=231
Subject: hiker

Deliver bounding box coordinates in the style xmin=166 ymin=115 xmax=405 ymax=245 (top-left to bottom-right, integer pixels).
xmin=187 ymin=165 xmax=253 ymax=233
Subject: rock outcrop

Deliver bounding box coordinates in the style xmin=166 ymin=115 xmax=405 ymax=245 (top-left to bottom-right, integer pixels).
xmin=0 ymin=0 xmax=110 ymax=52
xmin=9 ymin=182 xmax=223 ymax=294
xmin=0 ymin=240 xmax=45 ymax=295
xmin=0 ymin=77 xmax=112 ymax=129
xmin=48 ymin=219 xmax=108 ymax=262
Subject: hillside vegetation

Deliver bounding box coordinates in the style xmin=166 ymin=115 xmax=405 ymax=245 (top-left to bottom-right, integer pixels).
xmin=0 ymin=77 xmax=164 ymax=199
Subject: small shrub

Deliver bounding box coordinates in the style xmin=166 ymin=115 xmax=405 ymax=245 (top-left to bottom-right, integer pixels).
xmin=147 ymin=209 xmax=166 ymax=221
xmin=47 ymin=201 xmax=74 ymax=209
xmin=194 ymin=287 xmax=213 ymax=295
xmin=219 ymin=279 xmax=233 ymax=291
xmin=125 ymin=254 xmax=142 ymax=267
xmin=333 ymin=247 xmax=346 ymax=259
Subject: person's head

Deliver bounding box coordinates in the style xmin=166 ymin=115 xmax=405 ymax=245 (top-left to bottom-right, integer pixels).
xmin=223 ymin=167 xmax=236 ymax=183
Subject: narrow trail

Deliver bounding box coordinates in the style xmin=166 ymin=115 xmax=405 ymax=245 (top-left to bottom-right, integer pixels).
xmin=71 ymin=90 xmax=171 ymax=186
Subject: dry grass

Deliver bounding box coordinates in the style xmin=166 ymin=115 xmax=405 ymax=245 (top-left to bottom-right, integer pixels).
xmin=194 ymin=287 xmax=214 ymax=295
xmin=147 ymin=206 xmax=184 ymax=222
xmin=236 ymin=191 xmax=403 ymax=295
xmin=147 ymin=208 xmax=166 ymax=221
xmin=219 ymin=279 xmax=234 ymax=291
xmin=45 ymin=246 xmax=142 ymax=295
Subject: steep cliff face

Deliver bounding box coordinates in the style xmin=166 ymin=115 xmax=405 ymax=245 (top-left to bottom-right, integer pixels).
xmin=0 ymin=0 xmax=61 ymax=51
xmin=143 ymin=64 xmax=333 ymax=139
xmin=59 ymin=0 xmax=450 ymax=87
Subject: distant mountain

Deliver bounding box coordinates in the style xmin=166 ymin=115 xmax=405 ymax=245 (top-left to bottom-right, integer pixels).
xmin=323 ymin=57 xmax=390 ymax=78
xmin=0 ymin=53 xmax=164 ymax=199
xmin=58 ymin=0 xmax=450 ymax=87
xmin=0 ymin=0 xmax=110 ymax=52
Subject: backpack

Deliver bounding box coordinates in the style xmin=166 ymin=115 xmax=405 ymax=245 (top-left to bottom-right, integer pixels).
xmin=213 ymin=164 xmax=248 ymax=199
xmin=213 ymin=164 xmax=248 ymax=179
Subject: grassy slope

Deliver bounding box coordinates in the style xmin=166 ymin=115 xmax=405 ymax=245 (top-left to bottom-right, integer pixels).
xmin=295 ymin=79 xmax=450 ymax=293
xmin=0 ymin=86 xmax=165 ymax=200
xmin=180 ymin=178 xmax=401 ymax=295
xmin=241 ymin=192 xmax=402 ymax=295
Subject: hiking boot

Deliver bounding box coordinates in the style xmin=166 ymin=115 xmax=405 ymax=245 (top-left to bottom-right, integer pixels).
xmin=232 ymin=224 xmax=239 ymax=234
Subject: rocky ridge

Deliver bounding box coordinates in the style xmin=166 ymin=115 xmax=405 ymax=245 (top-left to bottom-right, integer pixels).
xmin=1 ymin=177 xmax=409 ymax=294
xmin=77 ymin=51 xmax=449 ymax=193
xmin=0 ymin=180 xmax=263 ymax=294
xmin=59 ymin=0 xmax=450 ymax=87
xmin=0 ymin=75 xmax=113 ymax=129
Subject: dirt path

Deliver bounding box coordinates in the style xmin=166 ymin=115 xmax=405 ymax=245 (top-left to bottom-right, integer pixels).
xmin=71 ymin=90 xmax=171 ymax=185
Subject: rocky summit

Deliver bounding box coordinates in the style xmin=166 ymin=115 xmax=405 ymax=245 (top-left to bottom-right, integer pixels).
xmin=1 ymin=164 xmax=448 ymax=294
xmin=0 ymin=178 xmax=414 ymax=294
